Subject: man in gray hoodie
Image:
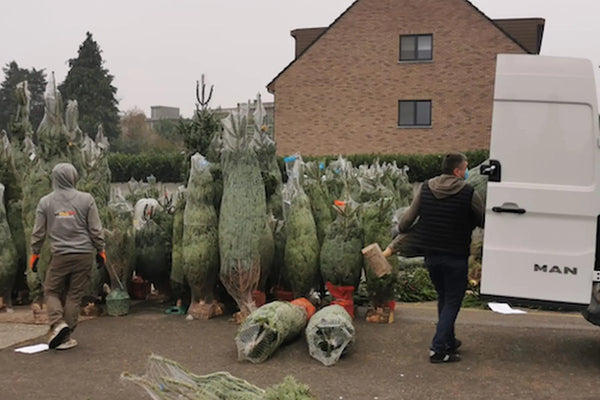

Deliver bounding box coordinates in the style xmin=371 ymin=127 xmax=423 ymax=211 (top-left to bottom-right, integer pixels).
xmin=383 ymin=152 xmax=484 ymax=363
xmin=30 ymin=163 xmax=105 ymax=350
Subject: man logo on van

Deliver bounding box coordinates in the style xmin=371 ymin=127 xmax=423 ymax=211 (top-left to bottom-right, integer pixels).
xmin=534 ymin=264 xmax=577 ymax=275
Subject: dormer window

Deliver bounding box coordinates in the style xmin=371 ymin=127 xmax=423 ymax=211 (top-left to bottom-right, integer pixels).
xmin=399 ymin=34 xmax=433 ymax=61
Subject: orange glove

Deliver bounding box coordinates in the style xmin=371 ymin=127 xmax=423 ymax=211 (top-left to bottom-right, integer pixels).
xmin=96 ymin=251 xmax=106 ymax=269
xmin=30 ymin=254 xmax=40 ymax=273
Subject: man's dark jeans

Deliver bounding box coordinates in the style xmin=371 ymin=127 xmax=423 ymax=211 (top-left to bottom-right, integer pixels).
xmin=425 ymin=254 xmax=468 ymax=353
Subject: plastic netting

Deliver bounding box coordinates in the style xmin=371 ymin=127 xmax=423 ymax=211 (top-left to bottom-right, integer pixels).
xmin=319 ymin=201 xmax=363 ymax=289
xmin=0 ymin=183 xmax=18 ymax=302
xmin=122 ymin=354 xmax=265 ymax=400
xmin=219 ymin=105 xmax=267 ymax=316
xmin=466 ymin=160 xmax=489 ymax=205
xmin=281 ymin=158 xmax=320 ymax=297
xmin=105 ymin=189 xmax=135 ymax=291
xmin=235 ymin=301 xmax=307 ymax=363
xmin=183 ymin=153 xmax=219 ymax=304
xmin=306 ymin=304 xmax=355 ymax=366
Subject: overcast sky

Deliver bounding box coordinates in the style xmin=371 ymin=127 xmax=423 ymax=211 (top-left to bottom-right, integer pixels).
xmin=1 ymin=0 xmax=598 ymax=118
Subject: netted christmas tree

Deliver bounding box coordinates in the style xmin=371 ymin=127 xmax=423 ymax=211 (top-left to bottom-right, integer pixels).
xmin=361 ymin=198 xmax=398 ymax=308
xmin=283 ymin=159 xmax=320 ymax=298
xmin=64 ymin=99 xmax=86 ymax=178
xmin=23 ymin=74 xmax=71 ymax=299
xmin=78 ymin=124 xmax=111 ymax=213
xmin=306 ymin=304 xmax=355 ymax=366
xmin=0 ymin=131 xmax=25 ymax=291
xmin=8 ymin=80 xmax=36 ymax=182
xmin=0 ymin=184 xmax=18 ymax=310
xmin=169 ymin=186 xmax=186 ymax=308
xmin=235 ymin=300 xmax=309 ymax=363
xmin=218 ymin=103 xmax=267 ymax=318
xmin=302 ymin=161 xmax=334 ymax=246
xmin=251 ymin=94 xmax=282 ymax=221
xmin=134 ymin=197 xmax=173 ymax=296
xmin=465 ymin=160 xmax=488 ymax=291
xmin=183 ymin=153 xmax=219 ymax=309
xmin=320 ymin=201 xmax=364 ymax=290
xmin=122 ymin=354 xmax=317 ymax=400
xmin=104 ymin=189 xmax=135 ymax=291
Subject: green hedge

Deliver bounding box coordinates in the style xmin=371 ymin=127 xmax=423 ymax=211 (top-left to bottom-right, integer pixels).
xmin=108 ymin=152 xmax=186 ymax=182
xmin=301 ymin=149 xmax=489 ymax=183
xmin=108 ymin=150 xmax=489 ymax=183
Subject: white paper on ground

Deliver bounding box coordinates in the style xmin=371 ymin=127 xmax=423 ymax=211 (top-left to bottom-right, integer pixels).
xmin=488 ymin=302 xmax=527 ymax=315
xmin=14 ymin=343 xmax=49 ymax=354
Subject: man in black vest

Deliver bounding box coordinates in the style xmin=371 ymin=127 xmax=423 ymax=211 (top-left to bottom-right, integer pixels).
xmin=383 ymin=152 xmax=484 ymax=363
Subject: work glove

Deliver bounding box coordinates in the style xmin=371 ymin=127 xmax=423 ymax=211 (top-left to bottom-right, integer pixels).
xmin=30 ymin=254 xmax=40 ymax=273
xmin=96 ymin=251 xmax=106 ymax=270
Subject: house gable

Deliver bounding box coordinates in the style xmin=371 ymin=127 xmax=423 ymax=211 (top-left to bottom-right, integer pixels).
xmin=269 ymin=0 xmax=541 ymax=155
xmin=267 ymin=0 xmax=543 ymax=94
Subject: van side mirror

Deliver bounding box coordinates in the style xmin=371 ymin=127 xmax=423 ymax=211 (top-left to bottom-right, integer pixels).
xmin=480 ymin=159 xmax=501 ymax=182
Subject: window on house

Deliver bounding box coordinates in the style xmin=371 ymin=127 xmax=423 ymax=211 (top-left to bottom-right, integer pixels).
xmin=398 ymin=100 xmax=431 ymax=127
xmin=399 ymin=34 xmax=433 ymax=61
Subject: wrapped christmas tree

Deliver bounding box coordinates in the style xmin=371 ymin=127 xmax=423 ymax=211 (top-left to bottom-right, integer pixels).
xmin=219 ymin=104 xmax=267 ymax=318
xmin=235 ymin=299 xmax=312 ymax=363
xmin=306 ymin=304 xmax=355 ymax=366
xmin=361 ymin=198 xmax=398 ymax=323
xmin=251 ymin=94 xmax=283 ymax=220
xmin=320 ymin=201 xmax=364 ymax=289
xmin=302 ymin=161 xmax=334 ymax=245
xmin=0 ymin=184 xmax=18 ymax=310
xmin=105 ymin=189 xmax=135 ymax=292
xmin=134 ymin=198 xmax=172 ymax=296
xmin=169 ymin=186 xmax=186 ymax=311
xmin=283 ymin=161 xmax=320 ymax=298
xmin=183 ymin=153 xmax=219 ymax=317
xmin=23 ymin=74 xmax=71 ymax=299
xmin=122 ymin=354 xmax=317 ymax=400
xmin=0 ymin=132 xmax=25 ymax=292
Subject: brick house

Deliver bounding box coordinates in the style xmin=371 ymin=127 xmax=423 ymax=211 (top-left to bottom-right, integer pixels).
xmin=267 ymin=0 xmax=544 ymax=156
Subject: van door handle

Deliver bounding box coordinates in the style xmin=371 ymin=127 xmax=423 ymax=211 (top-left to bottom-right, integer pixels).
xmin=492 ymin=202 xmax=526 ymax=214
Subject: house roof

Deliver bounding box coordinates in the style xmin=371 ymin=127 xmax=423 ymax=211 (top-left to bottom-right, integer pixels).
xmin=493 ymin=18 xmax=545 ymax=55
xmin=267 ymin=0 xmax=545 ymax=93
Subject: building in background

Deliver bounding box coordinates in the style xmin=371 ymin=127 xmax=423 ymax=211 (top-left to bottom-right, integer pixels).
xmin=216 ymin=100 xmax=275 ymax=125
xmin=149 ymin=106 xmax=180 ymax=128
xmin=267 ymin=0 xmax=544 ymax=156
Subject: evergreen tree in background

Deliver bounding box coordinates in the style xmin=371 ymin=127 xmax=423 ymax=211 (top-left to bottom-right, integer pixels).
xmin=59 ymin=32 xmax=120 ymax=141
xmin=180 ymin=75 xmax=220 ymax=157
xmin=0 ymin=61 xmax=46 ymax=134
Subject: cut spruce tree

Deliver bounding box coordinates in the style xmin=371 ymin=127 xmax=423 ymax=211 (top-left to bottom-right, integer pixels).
xmin=183 ymin=153 xmax=219 ymax=306
xmin=320 ymin=201 xmax=364 ymax=289
xmin=361 ymin=198 xmax=399 ymax=307
xmin=0 ymin=184 xmax=17 ymax=310
xmin=306 ymin=304 xmax=355 ymax=366
xmin=283 ymin=170 xmax=320 ymax=298
xmin=219 ymin=104 xmax=268 ymax=317
xmin=235 ymin=300 xmax=308 ymax=363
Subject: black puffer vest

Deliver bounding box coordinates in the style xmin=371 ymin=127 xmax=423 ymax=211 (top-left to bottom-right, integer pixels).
xmin=410 ymin=181 xmax=475 ymax=256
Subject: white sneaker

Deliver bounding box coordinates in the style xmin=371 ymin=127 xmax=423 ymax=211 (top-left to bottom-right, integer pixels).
xmin=56 ymin=338 xmax=78 ymax=350
xmin=48 ymin=322 xmax=70 ymax=349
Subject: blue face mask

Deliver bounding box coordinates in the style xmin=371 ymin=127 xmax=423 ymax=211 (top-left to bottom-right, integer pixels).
xmin=464 ymin=168 xmax=469 ymax=180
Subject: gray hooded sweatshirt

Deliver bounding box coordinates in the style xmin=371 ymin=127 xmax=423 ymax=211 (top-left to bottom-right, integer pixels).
xmin=30 ymin=163 xmax=105 ymax=255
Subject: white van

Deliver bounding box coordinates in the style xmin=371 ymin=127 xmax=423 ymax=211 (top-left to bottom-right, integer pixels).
xmin=479 ymin=54 xmax=600 ymax=324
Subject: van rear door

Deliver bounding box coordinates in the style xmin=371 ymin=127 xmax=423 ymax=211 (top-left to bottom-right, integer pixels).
xmin=480 ymin=54 xmax=600 ymax=306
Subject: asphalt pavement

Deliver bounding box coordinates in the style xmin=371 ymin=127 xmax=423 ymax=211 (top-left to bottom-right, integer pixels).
xmin=1 ymin=301 xmax=599 ymax=400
